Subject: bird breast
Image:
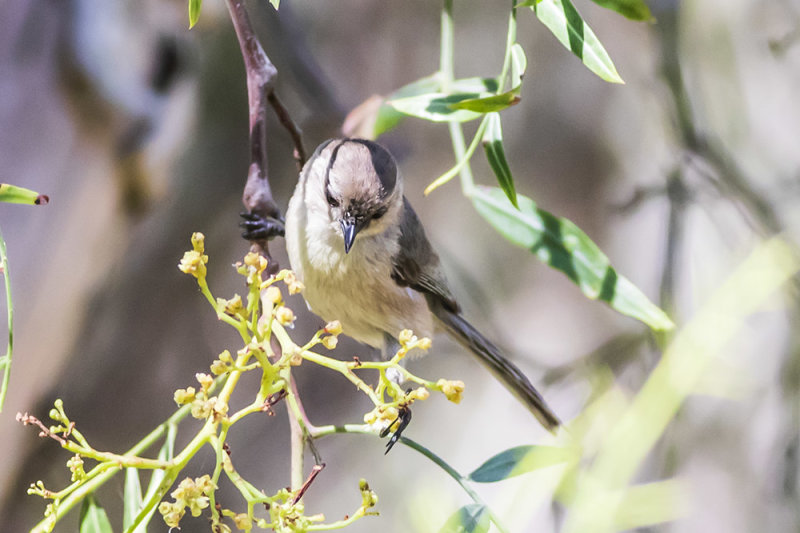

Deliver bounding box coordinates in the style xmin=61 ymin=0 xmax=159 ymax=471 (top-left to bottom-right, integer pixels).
xmin=286 ymin=196 xmax=434 ymax=350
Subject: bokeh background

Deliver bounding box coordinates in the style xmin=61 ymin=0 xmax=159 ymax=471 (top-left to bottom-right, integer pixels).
xmin=1 ymin=0 xmax=799 ymax=531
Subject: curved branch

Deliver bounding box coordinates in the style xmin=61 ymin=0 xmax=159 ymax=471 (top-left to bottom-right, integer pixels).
xmin=225 ymin=0 xmax=306 ymax=272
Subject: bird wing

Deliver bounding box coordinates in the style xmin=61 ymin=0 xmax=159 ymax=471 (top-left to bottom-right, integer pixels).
xmin=390 ymin=197 xmax=561 ymax=433
xmin=390 ymin=197 xmax=460 ymax=314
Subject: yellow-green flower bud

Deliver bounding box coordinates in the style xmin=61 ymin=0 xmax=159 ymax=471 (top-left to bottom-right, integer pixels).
xmin=67 ymin=454 xmax=85 ymax=482
xmin=437 ymin=379 xmax=465 ymax=404
xmin=324 ymin=320 xmax=343 ymax=335
xmin=159 ymin=502 xmax=185 ymax=528
xmin=288 ymin=280 xmax=305 ymax=294
xmin=178 ymin=250 xmax=208 ymax=278
xmin=264 ymin=285 xmax=282 ymax=305
xmin=411 ymin=387 xmax=430 ymax=401
xmin=243 ymin=252 xmax=261 ymax=268
xmin=210 ymin=359 xmax=228 ymax=375
xmin=321 ymin=335 xmax=338 ymax=350
xmin=190 ymin=232 xmax=205 ymax=252
xmin=359 ymin=479 xmax=378 ymax=508
xmin=218 ymin=294 xmax=246 ymax=319
xmin=196 ymin=373 xmax=214 ymax=392
xmin=276 ymin=306 xmax=295 ymax=326
xmin=233 ymin=513 xmax=252 ymax=530
xmin=417 ymin=337 xmax=432 ymax=350
xmin=398 ymin=329 xmax=414 ymax=345
xmin=191 ymin=398 xmax=213 ymax=419
xmin=174 ymin=387 xmax=197 ymax=406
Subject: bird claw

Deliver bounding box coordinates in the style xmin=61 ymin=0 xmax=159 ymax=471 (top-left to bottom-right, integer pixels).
xmin=240 ymin=211 xmax=285 ymax=241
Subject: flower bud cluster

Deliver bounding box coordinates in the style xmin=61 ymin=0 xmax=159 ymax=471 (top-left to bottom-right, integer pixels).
xmin=437 ymin=379 xmax=466 ymax=404
xmin=210 ymin=349 xmax=234 ymax=375
xmin=320 ymin=320 xmax=342 ymax=350
xmin=174 ymin=373 xmax=228 ymax=421
xmin=359 ymin=479 xmax=379 ymax=509
xmin=217 ymin=294 xmax=247 ymax=320
xmin=178 ymin=233 xmax=208 ymax=279
xmin=158 ymin=474 xmax=216 ymax=528
xmin=66 ymin=455 xmax=85 ymax=482
xmin=238 ymin=252 xmax=269 ymax=286
xmin=393 ymin=329 xmax=432 ymax=360
xmin=267 ymin=488 xmax=315 ymax=532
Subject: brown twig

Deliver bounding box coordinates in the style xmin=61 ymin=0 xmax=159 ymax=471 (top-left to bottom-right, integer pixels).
xmin=268 ymin=91 xmax=306 ymax=170
xmin=16 ymin=412 xmax=68 ymax=446
xmin=224 ymin=0 xmax=307 ymax=274
xmin=291 ymin=463 xmax=325 ymax=505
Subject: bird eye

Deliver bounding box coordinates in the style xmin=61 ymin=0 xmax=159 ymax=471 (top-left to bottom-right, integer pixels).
xmin=372 ymin=207 xmax=388 ymax=220
xmin=325 ymin=189 xmax=339 ymax=208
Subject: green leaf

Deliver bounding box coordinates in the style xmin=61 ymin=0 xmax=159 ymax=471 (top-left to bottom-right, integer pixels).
xmin=123 ymin=468 xmax=143 ymax=531
xmin=439 ymin=504 xmax=490 ymax=533
xmin=470 ymin=186 xmax=674 ymax=330
xmin=450 ymin=44 xmax=527 ymax=113
xmin=468 ymin=445 xmax=575 ymax=482
xmin=0 ymin=184 xmax=48 ymax=205
xmin=388 ymin=92 xmax=485 ymax=123
xmin=269 ymin=0 xmax=281 ymax=9
xmin=386 ymin=74 xmax=504 ymax=124
xmin=589 ymin=0 xmax=653 ymax=21
xmin=188 ymin=0 xmax=202 ymax=28
xmin=448 ymin=92 xmax=520 ymax=113
xmin=482 ymin=113 xmax=518 ymax=208
xmin=523 ymin=0 xmax=624 ymax=83
xmin=79 ymin=495 xmax=113 ymax=533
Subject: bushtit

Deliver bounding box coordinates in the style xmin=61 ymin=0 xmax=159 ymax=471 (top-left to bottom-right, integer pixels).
xmin=284 ymin=138 xmax=560 ymax=432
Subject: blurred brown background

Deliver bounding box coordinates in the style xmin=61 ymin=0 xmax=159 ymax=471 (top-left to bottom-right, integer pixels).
xmin=1 ymin=0 xmax=799 ymax=531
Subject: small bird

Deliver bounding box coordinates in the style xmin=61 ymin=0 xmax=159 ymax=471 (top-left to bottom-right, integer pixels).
xmin=283 ymin=138 xmax=560 ymax=432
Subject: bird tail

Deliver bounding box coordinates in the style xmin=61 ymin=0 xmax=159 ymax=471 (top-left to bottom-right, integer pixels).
xmin=431 ymin=302 xmax=560 ymax=433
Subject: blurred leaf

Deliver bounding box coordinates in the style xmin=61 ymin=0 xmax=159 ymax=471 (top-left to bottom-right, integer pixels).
xmin=469 ymin=445 xmax=575 ymax=482
xmin=522 ymin=0 xmax=624 ymax=83
xmin=188 ymin=0 xmax=202 ymax=28
xmin=439 ymin=504 xmax=489 ymax=533
xmin=0 ymin=229 xmax=11 ymax=413
xmin=450 ymin=77 xmax=500 ymax=93
xmin=371 ymin=74 xmax=443 ymax=137
xmin=269 ymin=0 xmax=280 ymax=9
xmin=123 ymin=468 xmax=143 ymax=531
xmin=471 ymin=186 xmax=674 ymax=330
xmin=614 ymin=480 xmax=687 ymax=529
xmin=451 ymin=44 xmax=527 ymax=113
xmin=0 ymin=184 xmax=48 ymax=205
xmin=589 ymin=0 xmax=653 ymax=21
xmin=563 ymin=237 xmax=799 ymax=533
xmin=126 ymin=427 xmax=176 ymax=532
xmin=79 ymin=495 xmax=112 ymax=533
xmin=482 ymin=113 xmax=518 ymax=208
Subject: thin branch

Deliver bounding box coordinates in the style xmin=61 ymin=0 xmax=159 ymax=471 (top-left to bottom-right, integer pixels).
xmin=225 ymin=0 xmax=306 ymax=273
xmin=268 ymin=91 xmax=306 ymax=170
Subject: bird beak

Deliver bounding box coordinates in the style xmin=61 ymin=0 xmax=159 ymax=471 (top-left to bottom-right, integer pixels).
xmin=340 ymin=217 xmax=359 ymax=254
